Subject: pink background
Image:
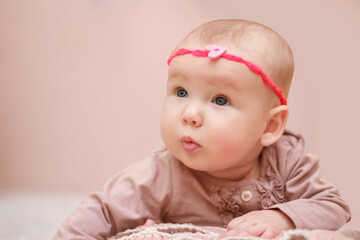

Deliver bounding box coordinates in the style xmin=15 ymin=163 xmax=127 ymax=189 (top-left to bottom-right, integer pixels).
xmin=1 ymin=0 xmax=359 ymax=227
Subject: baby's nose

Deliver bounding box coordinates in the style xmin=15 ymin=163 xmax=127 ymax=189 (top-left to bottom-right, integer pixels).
xmin=182 ymin=104 xmax=203 ymax=127
xmin=183 ymin=116 xmax=202 ymax=127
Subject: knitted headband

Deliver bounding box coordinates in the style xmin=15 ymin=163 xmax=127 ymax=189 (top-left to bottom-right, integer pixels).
xmin=167 ymin=45 xmax=287 ymax=105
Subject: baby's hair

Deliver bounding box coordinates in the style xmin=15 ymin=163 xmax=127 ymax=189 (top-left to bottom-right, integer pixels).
xmin=176 ymin=19 xmax=294 ymax=98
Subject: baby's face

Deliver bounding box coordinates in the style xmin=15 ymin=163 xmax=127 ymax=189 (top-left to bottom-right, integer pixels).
xmin=160 ymin=48 xmax=274 ymax=180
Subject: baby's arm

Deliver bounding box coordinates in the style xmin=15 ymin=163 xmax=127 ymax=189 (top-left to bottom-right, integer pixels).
xmin=54 ymin=155 xmax=172 ymax=239
xmin=267 ymin=134 xmax=350 ymax=231
xmin=272 ymin=152 xmax=351 ymax=230
xmin=223 ymin=133 xmax=351 ymax=238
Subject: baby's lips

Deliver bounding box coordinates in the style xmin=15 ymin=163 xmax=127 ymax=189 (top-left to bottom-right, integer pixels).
xmin=181 ymin=136 xmax=200 ymax=152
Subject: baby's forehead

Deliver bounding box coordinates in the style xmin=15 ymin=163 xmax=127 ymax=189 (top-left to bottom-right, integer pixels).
xmin=168 ymin=53 xmax=265 ymax=91
xmin=168 ymin=55 xmax=277 ymax=107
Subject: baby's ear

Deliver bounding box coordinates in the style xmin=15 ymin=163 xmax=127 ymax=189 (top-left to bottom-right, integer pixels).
xmin=260 ymin=105 xmax=289 ymax=146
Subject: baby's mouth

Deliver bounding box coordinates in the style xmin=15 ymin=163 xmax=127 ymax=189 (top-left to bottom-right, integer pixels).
xmin=181 ymin=136 xmax=200 ymax=152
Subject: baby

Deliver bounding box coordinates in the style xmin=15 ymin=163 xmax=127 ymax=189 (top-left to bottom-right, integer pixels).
xmin=54 ymin=19 xmax=350 ymax=239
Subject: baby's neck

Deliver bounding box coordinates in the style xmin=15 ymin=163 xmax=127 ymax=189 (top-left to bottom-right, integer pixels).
xmin=206 ymin=158 xmax=260 ymax=181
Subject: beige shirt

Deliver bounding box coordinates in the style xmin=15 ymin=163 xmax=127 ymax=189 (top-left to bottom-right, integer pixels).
xmin=54 ymin=130 xmax=351 ymax=239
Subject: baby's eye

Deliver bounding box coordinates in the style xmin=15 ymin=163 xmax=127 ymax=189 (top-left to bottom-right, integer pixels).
xmin=214 ymin=96 xmax=229 ymax=106
xmin=176 ymin=88 xmax=188 ymax=98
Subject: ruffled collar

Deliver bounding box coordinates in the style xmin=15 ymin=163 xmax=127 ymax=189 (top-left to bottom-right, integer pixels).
xmin=190 ymin=147 xmax=287 ymax=218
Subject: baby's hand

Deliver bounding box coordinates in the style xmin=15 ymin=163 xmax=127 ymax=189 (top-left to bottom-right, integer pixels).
xmin=220 ymin=210 xmax=295 ymax=239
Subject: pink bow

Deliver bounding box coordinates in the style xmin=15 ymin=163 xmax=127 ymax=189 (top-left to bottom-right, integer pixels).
xmin=205 ymin=45 xmax=226 ymax=59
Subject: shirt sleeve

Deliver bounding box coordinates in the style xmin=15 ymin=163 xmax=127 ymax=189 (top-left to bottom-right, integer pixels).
xmin=53 ymin=149 xmax=173 ymax=240
xmin=269 ymin=132 xmax=351 ymax=230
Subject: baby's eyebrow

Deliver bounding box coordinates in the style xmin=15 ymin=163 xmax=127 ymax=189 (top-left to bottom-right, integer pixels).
xmin=207 ymin=76 xmax=240 ymax=91
xmin=168 ymin=71 xmax=180 ymax=79
xmin=167 ymin=70 xmax=189 ymax=82
xmin=168 ymin=68 xmax=241 ymax=92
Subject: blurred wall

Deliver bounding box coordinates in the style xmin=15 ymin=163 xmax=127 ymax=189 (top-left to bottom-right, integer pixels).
xmin=1 ymin=0 xmax=359 ymax=225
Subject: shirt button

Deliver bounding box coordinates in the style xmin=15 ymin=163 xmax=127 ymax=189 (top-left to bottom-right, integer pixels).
xmin=241 ymin=190 xmax=252 ymax=202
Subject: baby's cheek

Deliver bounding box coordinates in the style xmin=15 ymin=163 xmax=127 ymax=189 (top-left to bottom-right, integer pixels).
xmin=208 ymin=127 xmax=241 ymax=152
xmin=160 ymin=113 xmax=177 ymax=144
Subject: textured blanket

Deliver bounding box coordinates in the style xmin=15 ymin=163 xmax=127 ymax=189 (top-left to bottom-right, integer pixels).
xmin=109 ymin=223 xmax=360 ymax=240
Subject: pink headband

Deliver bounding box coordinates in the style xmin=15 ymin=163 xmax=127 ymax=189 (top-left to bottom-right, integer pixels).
xmin=167 ymin=45 xmax=287 ymax=105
